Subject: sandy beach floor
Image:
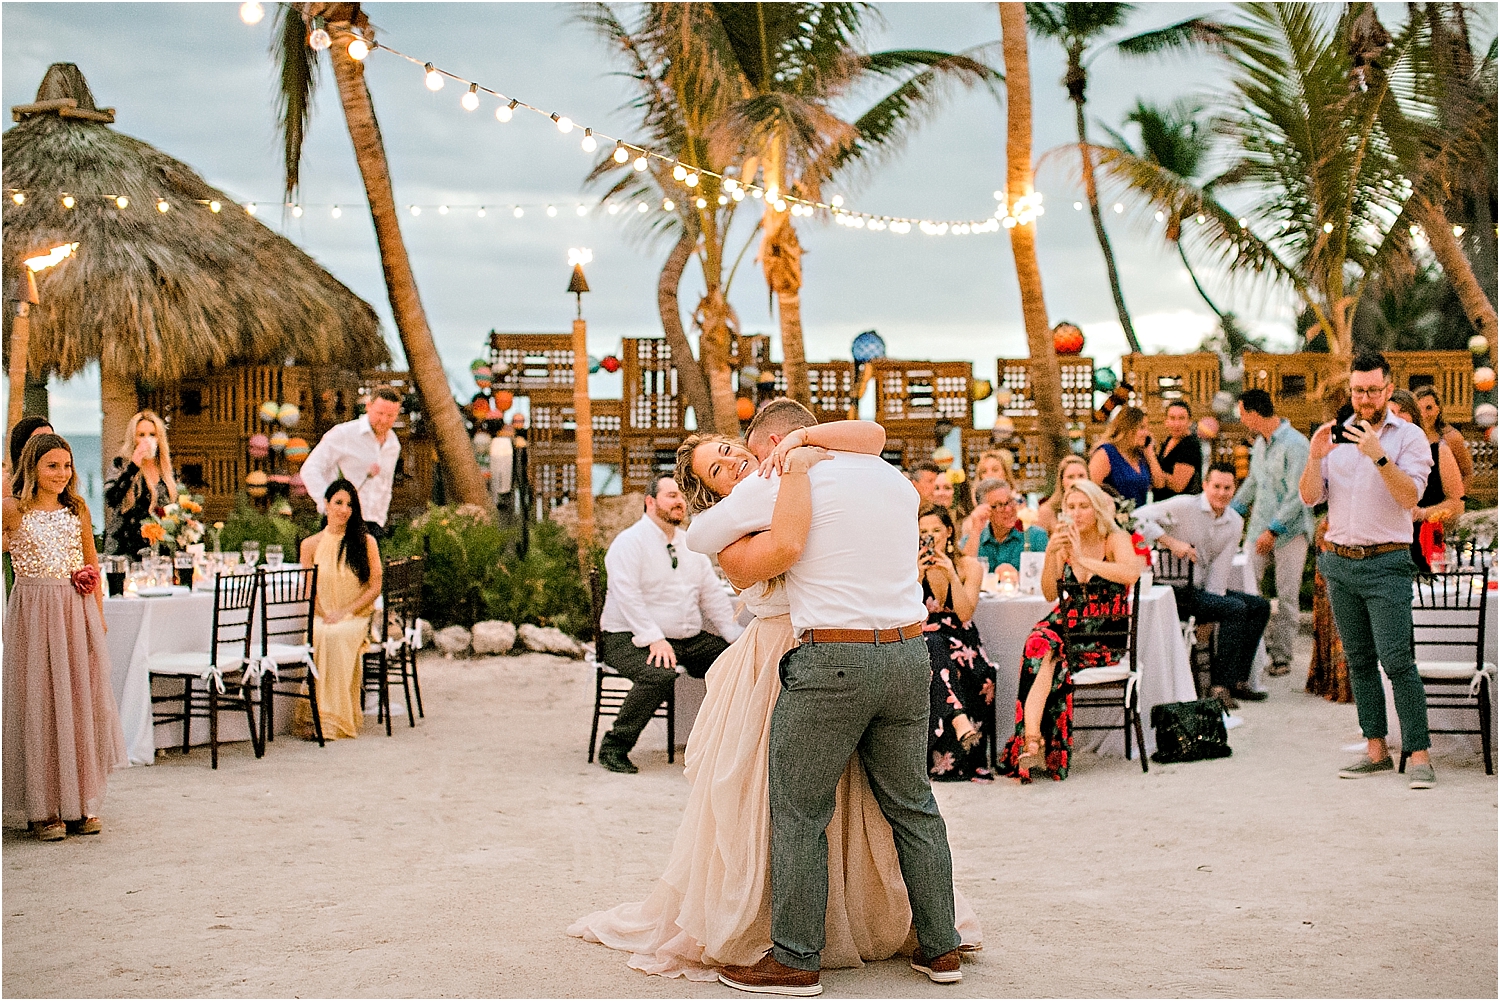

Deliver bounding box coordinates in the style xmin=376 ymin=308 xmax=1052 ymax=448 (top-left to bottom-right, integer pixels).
xmin=4 ymin=634 xmax=1495 ymax=998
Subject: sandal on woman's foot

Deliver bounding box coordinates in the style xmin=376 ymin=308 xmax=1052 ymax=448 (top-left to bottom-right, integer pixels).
xmin=33 ymin=820 xmax=66 ymax=842
xmin=67 ymin=817 xmax=102 ymax=836
xmin=1266 ymin=662 xmax=1291 ymax=677
xmin=1017 ymin=735 xmax=1045 ymax=778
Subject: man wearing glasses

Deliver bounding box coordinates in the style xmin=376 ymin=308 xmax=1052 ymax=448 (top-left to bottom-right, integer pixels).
xmin=1300 ymin=351 xmax=1435 ymax=789
xmin=596 ymin=476 xmax=742 ymax=774
xmin=960 ymin=478 xmax=1047 ymax=571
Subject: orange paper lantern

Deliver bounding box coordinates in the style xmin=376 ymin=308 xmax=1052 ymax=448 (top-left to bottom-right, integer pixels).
xmin=736 ymin=397 xmax=756 ymax=421
xmin=1474 ymin=366 xmax=1496 ymax=392
xmin=1053 ymin=322 xmax=1085 ymax=356
xmin=493 ymin=389 xmax=514 ymax=412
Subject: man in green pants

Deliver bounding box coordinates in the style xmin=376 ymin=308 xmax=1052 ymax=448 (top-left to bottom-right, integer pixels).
xmin=1299 ymin=352 xmax=1435 ymax=788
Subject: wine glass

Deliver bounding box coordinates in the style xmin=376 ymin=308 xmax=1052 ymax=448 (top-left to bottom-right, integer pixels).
xmin=264 ymin=544 xmax=284 ymax=569
xmin=241 ymin=541 xmax=260 ymax=569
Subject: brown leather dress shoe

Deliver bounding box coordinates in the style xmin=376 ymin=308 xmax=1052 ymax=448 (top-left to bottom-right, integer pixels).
xmin=719 ymin=953 xmax=822 ymax=996
xmin=911 ymin=946 xmax=964 ymax=983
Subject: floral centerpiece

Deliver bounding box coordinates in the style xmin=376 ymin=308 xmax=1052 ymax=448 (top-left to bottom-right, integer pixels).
xmin=146 ymin=495 xmax=206 ymax=551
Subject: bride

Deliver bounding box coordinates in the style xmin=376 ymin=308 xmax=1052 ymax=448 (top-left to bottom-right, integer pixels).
xmin=568 ymin=421 xmax=981 ymax=980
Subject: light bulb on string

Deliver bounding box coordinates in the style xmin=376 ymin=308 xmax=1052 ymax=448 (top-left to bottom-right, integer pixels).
xmin=612 ymin=145 xmax=628 ymax=164
xmin=717 ymin=195 xmax=729 ymax=206
xmin=607 ymin=203 xmax=621 ymax=215
xmin=1238 ymin=217 xmax=1248 ymax=228
xmin=576 ymin=204 xmax=588 ymax=216
xmin=477 ymin=207 xmax=486 ymax=217
xmin=581 ymin=130 xmax=597 ymax=153
xmin=10 ymin=192 xmax=23 ymax=205
xmin=291 ymin=204 xmax=303 ymax=218
xmin=347 ymin=37 xmax=369 ymax=60
xmin=696 ymin=197 xmax=708 ymax=209
xmin=1453 ymin=225 xmax=1466 ymax=237
xmin=1195 ymin=214 xmax=1206 ymax=224
xmin=513 ymin=206 xmax=524 ymax=218
xmin=245 ymin=202 xmax=256 ymax=215
xmin=308 ymin=17 xmax=331 ymax=51
xmin=773 ymin=199 xmax=787 ymax=213
xmin=546 ymin=205 xmax=557 ymax=217
xmin=732 ymin=189 xmax=745 ymax=202
xmin=157 ymin=199 xmax=171 ymax=213
xmin=239 ymin=1 xmax=264 ymax=25
xmin=1112 ymin=203 xmax=1124 ymax=214
xmin=439 ymin=205 xmax=449 ymax=215
xmin=672 ymin=164 xmax=687 ymax=182
xmin=61 ymin=194 xmax=75 ymax=209
xmin=496 ymin=100 xmax=515 ymax=123
xmin=662 ymin=198 xmax=675 ymax=211
xmin=331 ymin=205 xmax=341 ymax=218
xmin=830 ymin=194 xmax=843 ymax=207
xmin=410 ymin=205 xmax=421 ymax=216
xmin=1154 ymin=210 xmax=1165 ymax=222
xmin=685 ymin=173 xmax=699 ymax=188
xmin=750 ymin=188 xmax=763 ymax=200
xmin=1322 ymin=221 xmax=1333 ymax=233
xmin=633 ymin=156 xmax=648 ymax=172
xmin=424 ymin=63 xmax=443 ymax=91
xmin=461 ymin=84 xmax=479 ymax=112
xmin=1074 ymin=201 xmax=1084 ymax=211
xmin=554 ymin=115 xmax=573 ymax=133
xmin=637 ymin=202 xmax=649 ymax=213
xmin=210 ymin=200 xmax=221 ymax=213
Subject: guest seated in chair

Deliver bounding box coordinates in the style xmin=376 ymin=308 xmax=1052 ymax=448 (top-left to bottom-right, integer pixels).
xmin=1135 ymin=464 xmax=1271 ymax=710
xmin=999 ymin=480 xmax=1143 ymax=783
xmin=294 ymin=478 xmax=382 ymax=740
xmin=595 ymin=476 xmax=743 ymax=774
xmin=960 ymin=477 xmax=1047 ymax=572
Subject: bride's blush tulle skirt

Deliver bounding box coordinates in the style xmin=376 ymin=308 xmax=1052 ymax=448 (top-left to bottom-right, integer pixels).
xmin=567 ymin=613 xmax=982 ymax=980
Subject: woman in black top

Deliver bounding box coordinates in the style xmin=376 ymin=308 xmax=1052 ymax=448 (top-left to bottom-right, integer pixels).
xmin=1153 ymin=400 xmax=1203 ymax=500
xmin=103 ymin=410 xmax=179 ymax=556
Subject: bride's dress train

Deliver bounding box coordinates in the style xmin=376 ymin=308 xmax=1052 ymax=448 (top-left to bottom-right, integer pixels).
xmin=568 ymin=610 xmax=982 ymax=981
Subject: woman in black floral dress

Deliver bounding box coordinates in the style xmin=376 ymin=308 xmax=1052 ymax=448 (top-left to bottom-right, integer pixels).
xmin=1000 ymin=481 xmax=1143 ymax=783
xmin=918 ymin=505 xmax=996 ymax=782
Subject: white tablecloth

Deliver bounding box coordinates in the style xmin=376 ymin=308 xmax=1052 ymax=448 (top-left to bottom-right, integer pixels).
xmin=971 ymin=585 xmax=1196 ymax=758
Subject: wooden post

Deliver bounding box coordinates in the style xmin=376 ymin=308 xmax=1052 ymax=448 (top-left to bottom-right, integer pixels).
xmin=7 ymin=304 xmax=30 ymax=436
xmin=572 ymin=317 xmax=595 ymax=562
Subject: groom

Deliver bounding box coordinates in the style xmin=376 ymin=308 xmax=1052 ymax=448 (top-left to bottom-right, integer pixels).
xmin=687 ymin=399 xmax=963 ymax=996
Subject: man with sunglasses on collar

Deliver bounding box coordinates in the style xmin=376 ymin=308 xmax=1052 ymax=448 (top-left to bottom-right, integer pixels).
xmin=596 ymin=476 xmax=742 ymax=774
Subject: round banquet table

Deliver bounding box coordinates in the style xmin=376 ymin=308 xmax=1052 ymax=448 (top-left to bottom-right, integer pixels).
xmin=970 ymin=584 xmax=1196 ymax=759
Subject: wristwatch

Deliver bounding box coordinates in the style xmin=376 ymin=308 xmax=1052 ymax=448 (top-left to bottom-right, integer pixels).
xmin=1375 ymin=455 xmax=1389 ymax=467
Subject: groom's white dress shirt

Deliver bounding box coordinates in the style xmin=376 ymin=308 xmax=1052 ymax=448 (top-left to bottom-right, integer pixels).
xmin=686 ymin=452 xmax=925 ymax=633
xmin=600 ymin=514 xmax=743 ymax=647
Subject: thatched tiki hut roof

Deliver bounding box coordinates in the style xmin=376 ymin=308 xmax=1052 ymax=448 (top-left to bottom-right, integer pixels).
xmin=2 ymin=63 xmax=389 ymax=469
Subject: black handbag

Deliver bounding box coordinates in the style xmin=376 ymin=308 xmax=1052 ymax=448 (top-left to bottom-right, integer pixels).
xmin=1150 ymin=699 xmax=1233 ymax=764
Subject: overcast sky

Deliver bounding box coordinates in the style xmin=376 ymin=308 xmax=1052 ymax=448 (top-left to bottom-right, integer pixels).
xmin=7 ymin=1 xmax=1475 ymax=434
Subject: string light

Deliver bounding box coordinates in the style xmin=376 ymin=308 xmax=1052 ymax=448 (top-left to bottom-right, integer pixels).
xmin=612 ymin=145 xmax=628 ymax=164
xmin=1322 ymin=221 xmax=1333 ymax=233
xmin=496 ymin=100 xmax=515 ymax=123
xmin=637 ymin=201 xmax=648 ymax=213
xmin=554 ymin=115 xmax=573 ymax=134
xmin=308 ymin=17 xmax=331 ymax=52
xmin=513 ymin=206 xmax=524 ymax=218
xmin=662 ymin=198 xmax=675 ymax=211
xmin=576 ymin=204 xmax=588 ymax=216
xmin=461 ymin=84 xmax=480 ymax=112
xmin=1453 ymin=224 xmax=1466 ymax=237
xmin=672 ymin=164 xmax=687 ymax=182
xmin=546 ymin=205 xmax=557 ymax=217
xmin=477 ymin=207 xmax=486 ymax=217
xmin=410 ymin=205 xmax=421 ymax=216
xmin=424 ymin=63 xmax=443 ymax=91
xmin=439 ymin=205 xmax=449 ymax=215
xmin=245 ymin=202 xmax=256 ymax=215
xmin=61 ymin=194 xmax=75 ymax=209
xmin=633 ymin=156 xmax=648 ymax=172
xmin=209 ymin=200 xmax=221 ymax=213
xmin=581 ymin=129 xmax=597 ymax=153
xmin=115 ymin=195 xmax=129 ymax=209
xmin=156 ymin=199 xmax=171 ymax=213
xmin=1074 ymin=201 xmax=1084 ymax=210
xmin=291 ymin=204 xmax=303 ymax=217
xmin=696 ymin=197 xmax=708 ymax=209
xmin=331 ymin=205 xmax=341 ymax=218
xmin=347 ymin=37 xmax=369 ymax=61
xmin=239 ymin=1 xmax=263 ymax=25
xmin=11 ymin=192 xmax=23 ymax=205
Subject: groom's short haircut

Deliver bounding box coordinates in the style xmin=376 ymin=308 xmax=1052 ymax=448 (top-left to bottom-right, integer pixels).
xmin=746 ymin=398 xmax=817 ymax=450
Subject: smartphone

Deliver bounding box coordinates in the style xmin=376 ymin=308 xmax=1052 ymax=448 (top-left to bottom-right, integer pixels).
xmin=920 ymin=532 xmax=936 ymax=558
xmin=1330 ymin=403 xmax=1357 ymax=444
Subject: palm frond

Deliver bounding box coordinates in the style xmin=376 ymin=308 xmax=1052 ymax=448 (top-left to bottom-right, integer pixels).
xmin=272 ymin=4 xmax=318 ymax=200
xmin=1115 ymin=15 xmax=1236 ymax=57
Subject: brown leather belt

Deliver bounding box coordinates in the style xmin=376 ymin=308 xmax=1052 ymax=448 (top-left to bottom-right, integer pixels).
xmin=1326 ymin=541 xmax=1409 ymax=560
xmin=801 ymin=622 xmax=925 ymax=644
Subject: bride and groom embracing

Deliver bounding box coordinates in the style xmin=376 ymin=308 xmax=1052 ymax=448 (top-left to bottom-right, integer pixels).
xmin=568 ymin=399 xmax=981 ymax=996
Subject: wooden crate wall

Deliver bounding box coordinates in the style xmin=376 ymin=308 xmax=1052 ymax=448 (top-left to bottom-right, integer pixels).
xmin=1467 ymin=433 xmax=1496 ymax=506
xmin=526 ymin=442 xmax=580 ymax=511
xmin=1387 ymin=350 xmax=1475 ymax=423
xmin=1120 ymin=352 xmax=1221 ymax=421
xmin=757 ymin=361 xmax=858 ymax=421
xmin=1239 ymin=352 xmax=1339 ymax=431
xmin=622 ymin=338 xmax=682 ymax=430
xmin=622 ymin=431 xmax=688 ymax=494
xmin=871 ymin=360 xmax=972 ymax=426
xmin=995 ymin=357 xmax=1096 ymax=428
xmin=487 ymin=332 xmax=576 ymax=396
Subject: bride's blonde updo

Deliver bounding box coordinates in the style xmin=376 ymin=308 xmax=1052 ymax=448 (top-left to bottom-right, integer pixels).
xmin=674 ymin=432 xmax=739 ymax=513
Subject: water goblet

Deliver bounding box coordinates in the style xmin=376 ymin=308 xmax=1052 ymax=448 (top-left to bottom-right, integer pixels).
xmin=241 ymin=541 xmax=260 ymax=569
xmin=264 ymin=544 xmax=284 ymax=569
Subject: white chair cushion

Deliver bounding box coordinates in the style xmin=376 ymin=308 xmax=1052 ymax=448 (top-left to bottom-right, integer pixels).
xmin=147 ymin=651 xmax=220 ymax=675
xmin=262 ymin=642 xmax=313 ymax=663
xmin=1071 ymin=665 xmax=1132 ymax=686
xmin=1417 ymin=660 xmax=1496 ymax=680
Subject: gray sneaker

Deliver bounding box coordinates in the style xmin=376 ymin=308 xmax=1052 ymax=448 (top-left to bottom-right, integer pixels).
xmin=1408 ymin=763 xmax=1437 ymax=789
xmin=1338 ymin=756 xmax=1394 ymax=778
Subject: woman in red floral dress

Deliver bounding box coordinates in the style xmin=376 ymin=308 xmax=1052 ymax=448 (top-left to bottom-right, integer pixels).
xmin=1000 ymin=481 xmax=1143 ymax=783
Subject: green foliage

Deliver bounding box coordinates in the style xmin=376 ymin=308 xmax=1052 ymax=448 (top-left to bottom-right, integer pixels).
xmin=215 ymin=495 xmax=318 ymax=555
xmin=389 ymin=505 xmax=604 ymax=638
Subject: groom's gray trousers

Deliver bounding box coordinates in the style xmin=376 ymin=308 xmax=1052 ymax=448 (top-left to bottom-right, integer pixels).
xmin=769 ymin=635 xmax=960 ymax=972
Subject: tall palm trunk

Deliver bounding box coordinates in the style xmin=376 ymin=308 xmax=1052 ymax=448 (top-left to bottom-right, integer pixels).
xmin=323 ymin=25 xmax=486 ymax=508
xmin=760 ymin=146 xmax=812 ymax=409
xmin=697 ymin=290 xmax=741 ymax=434
xmin=1001 ymin=2 xmax=1067 ymax=475
xmin=657 ymin=227 xmax=716 ymax=430
xmin=1067 ymin=50 xmax=1141 ymax=354
xmin=1415 ymin=194 xmax=1498 ymax=366
xmin=99 ymin=357 xmax=137 ymax=484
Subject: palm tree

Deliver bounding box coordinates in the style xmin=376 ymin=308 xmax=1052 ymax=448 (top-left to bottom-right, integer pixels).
xmin=999 ymin=2 xmax=1067 ymax=474
xmin=1093 ymin=3 xmax=1414 ymax=360
xmin=702 ymin=3 xmax=1002 ymax=408
xmin=272 ymin=3 xmax=487 ymax=507
xmin=1025 ymin=3 xmax=1229 ymax=355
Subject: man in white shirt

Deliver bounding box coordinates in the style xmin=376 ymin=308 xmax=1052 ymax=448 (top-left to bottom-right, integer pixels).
xmin=596 ymin=476 xmax=741 ymax=774
xmin=689 ymin=400 xmax=963 ymax=996
xmin=1136 ymin=464 xmax=1271 ymax=709
xmin=300 ymin=388 xmax=403 ymax=536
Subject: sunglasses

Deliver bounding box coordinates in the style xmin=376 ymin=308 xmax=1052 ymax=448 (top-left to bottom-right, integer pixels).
xmin=666 ymin=542 xmax=678 ymax=570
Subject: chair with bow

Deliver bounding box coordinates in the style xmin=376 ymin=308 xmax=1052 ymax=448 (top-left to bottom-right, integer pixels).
xmin=255 ymin=565 xmax=321 ymax=749
xmin=148 ymin=571 xmax=262 ymax=769
xmin=1407 ymin=566 xmax=1494 ymax=775
xmin=361 ymin=556 xmax=423 ymax=735
xmin=586 ymin=566 xmax=674 ymax=764
xmin=1153 ymin=548 xmax=1215 ymax=697
xmin=1060 ymin=575 xmax=1147 ymax=772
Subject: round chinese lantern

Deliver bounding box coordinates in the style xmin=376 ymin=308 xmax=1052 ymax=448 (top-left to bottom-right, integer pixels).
xmin=248 ymin=433 xmax=270 ymax=459
xmin=1213 ymin=390 xmax=1237 ymax=417
xmin=588 ymin=355 xmax=601 ymax=374
xmin=1197 ymin=415 xmax=1220 ymax=441
xmin=1469 ymin=334 xmax=1489 ymax=356
xmin=269 ymin=430 xmax=289 ymax=453
xmin=268 ymin=473 xmax=291 ymax=487
xmin=1093 ymin=367 xmax=1118 ymax=392
xmin=945 ymin=467 xmax=966 ymax=485
xmin=284 ymin=437 xmax=310 ymax=464
xmin=246 ymin=469 xmax=269 ymax=498
xmin=473 ymin=367 xmax=493 ymax=391
xmin=758 ymin=370 xmax=777 ymax=387
xmin=600 ymin=355 xmax=622 ymax=373
xmin=994 ymin=387 xmax=1013 ymax=409
xmin=1475 ymin=403 xmax=1498 ymax=427
xmin=993 ymin=415 xmax=1015 ymax=437
xmin=258 ymin=400 xmax=280 ymax=423
xmin=970 ymin=378 xmax=993 ymax=403
xmin=492 ymin=389 xmax=514 ymax=412
xmin=277 ymin=403 xmax=300 ymax=428
xmin=473 ymin=431 xmax=493 ymax=455
xmin=931 ymin=446 xmax=955 ymax=469
xmin=290 ymin=473 xmax=308 ymax=498
xmin=1474 ymin=366 xmax=1496 ymax=392
xmin=736 ymin=397 xmax=755 ymax=421
xmin=470 ymin=395 xmax=493 ymax=421
xmin=1053 ymin=321 xmax=1085 ymax=356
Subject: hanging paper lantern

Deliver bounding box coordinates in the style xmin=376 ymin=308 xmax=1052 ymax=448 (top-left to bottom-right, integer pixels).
xmin=736 ymin=397 xmax=756 ymax=421
xmin=290 ymin=473 xmax=308 ymax=498
xmin=245 ymin=469 xmax=269 ymax=498
xmin=757 ymin=370 xmax=777 ymax=386
xmin=473 ymin=370 xmax=493 ymax=391
xmin=851 ymin=330 xmax=886 ymax=364
xmin=1475 ymin=403 xmax=1498 ymax=427
xmin=1196 ymin=415 xmax=1220 ymax=441
xmin=470 ymin=394 xmax=494 ymax=420
xmin=1474 ymin=366 xmax=1496 ymax=392
xmin=277 ymin=403 xmax=300 ymax=428
xmin=248 ymin=433 xmax=270 ymax=459
xmin=600 ymin=355 xmax=622 ymax=373
xmin=970 ymin=378 xmax=993 ymax=403
xmin=1212 ymin=390 xmax=1237 ymax=417
xmin=588 ymin=355 xmax=601 ymax=375
xmin=493 ymin=389 xmax=514 ymax=412
xmin=284 ymin=437 xmax=310 ymax=464
xmin=994 ymin=387 xmax=1013 ymax=409
xmin=268 ymin=473 xmax=291 ymax=487
xmin=492 ymin=360 xmax=511 ymax=377
xmin=1469 ymin=334 xmax=1489 ymax=356
xmin=470 ymin=358 xmax=489 ymax=375
xmin=993 ymin=415 xmax=1016 ymax=437
xmin=269 ymin=430 xmax=289 ymax=453
xmin=258 ymin=400 xmax=281 ymax=423
xmin=1093 ymin=367 xmax=1118 ymax=392
xmin=945 ymin=467 xmax=966 ymax=485
xmin=1053 ymin=322 xmax=1085 ymax=356
xmin=931 ymin=446 xmax=955 ymax=468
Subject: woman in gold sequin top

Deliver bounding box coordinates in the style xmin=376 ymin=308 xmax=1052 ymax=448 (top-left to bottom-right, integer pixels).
xmin=2 ymin=434 xmax=126 ymax=841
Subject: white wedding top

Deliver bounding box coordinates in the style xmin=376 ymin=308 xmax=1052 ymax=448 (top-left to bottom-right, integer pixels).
xmin=686 ymin=453 xmax=925 ymax=633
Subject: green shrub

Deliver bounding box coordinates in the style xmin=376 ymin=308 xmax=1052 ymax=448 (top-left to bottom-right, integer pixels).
xmin=214 ymin=495 xmax=321 ymax=555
